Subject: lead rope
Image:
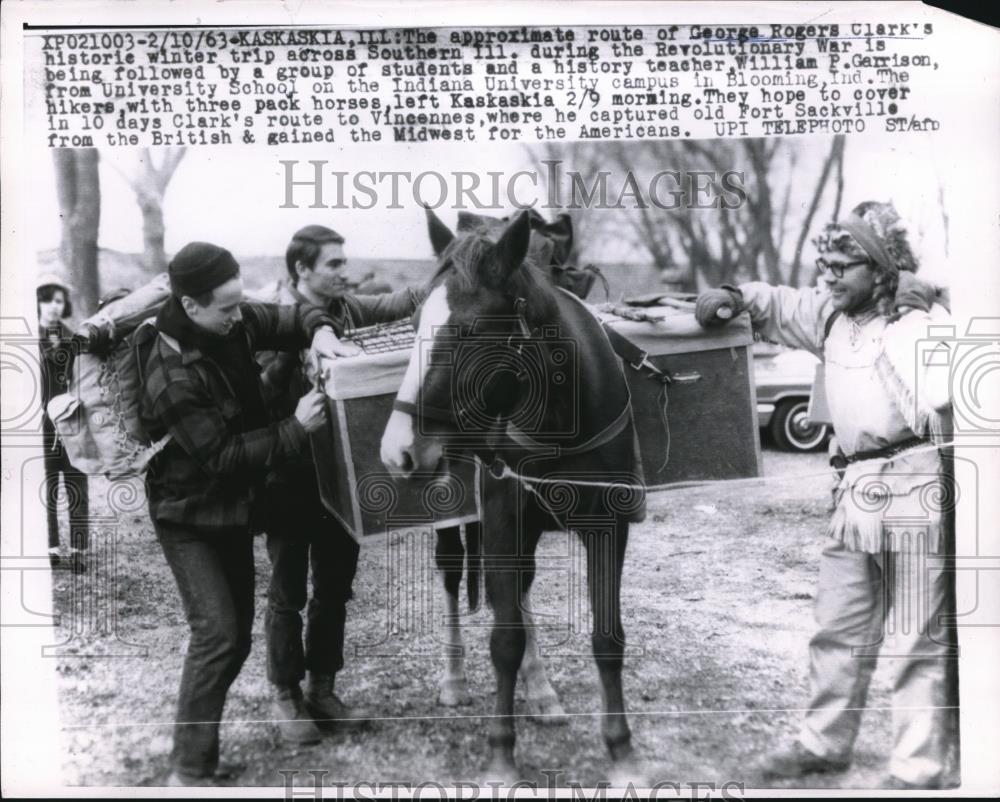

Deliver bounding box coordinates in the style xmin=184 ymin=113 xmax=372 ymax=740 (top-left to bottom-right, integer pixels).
xmin=494 ymin=439 xmax=956 ymax=495
xmin=656 ymin=381 xmax=671 ymax=474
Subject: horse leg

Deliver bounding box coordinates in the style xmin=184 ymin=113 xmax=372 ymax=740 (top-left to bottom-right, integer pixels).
xmin=482 ymin=492 xmax=538 ymax=783
xmin=484 ymin=568 xmax=524 ymax=782
xmin=435 ymin=525 xmax=470 ymax=707
xmin=519 ymin=587 xmax=569 ymax=725
xmin=584 ymin=518 xmax=645 ymax=784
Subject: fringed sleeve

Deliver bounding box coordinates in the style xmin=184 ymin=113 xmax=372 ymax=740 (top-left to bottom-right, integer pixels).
xmin=874 ymin=303 xmax=953 ymax=443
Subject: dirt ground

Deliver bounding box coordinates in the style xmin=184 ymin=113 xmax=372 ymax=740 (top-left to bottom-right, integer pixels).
xmin=48 ymin=438 xmax=912 ymax=792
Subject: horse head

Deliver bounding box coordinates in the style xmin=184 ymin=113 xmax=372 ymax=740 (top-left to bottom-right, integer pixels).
xmin=380 ymin=208 xmax=562 ymax=477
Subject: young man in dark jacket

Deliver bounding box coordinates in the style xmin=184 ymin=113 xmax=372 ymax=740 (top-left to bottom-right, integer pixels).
xmin=255 ymin=225 xmax=423 ymax=744
xmin=140 ymin=241 xmax=344 ymax=786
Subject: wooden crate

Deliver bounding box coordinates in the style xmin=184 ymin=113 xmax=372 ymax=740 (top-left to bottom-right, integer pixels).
xmin=312 ymin=309 xmax=762 ymax=537
xmin=600 ymin=310 xmax=762 ymax=487
xmin=311 ymin=348 xmax=480 ymax=540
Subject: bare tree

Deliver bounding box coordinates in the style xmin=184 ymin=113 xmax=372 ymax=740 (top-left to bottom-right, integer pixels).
xmin=52 ymin=149 xmax=101 ymax=315
xmin=531 ymin=141 xmax=614 ymax=264
xmin=530 ymin=136 xmax=849 ymax=290
xmin=788 ymin=135 xmax=846 ymax=287
xmin=110 ymin=148 xmax=186 ymax=272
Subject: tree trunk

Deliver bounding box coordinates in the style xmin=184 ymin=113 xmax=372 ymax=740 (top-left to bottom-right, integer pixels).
xmin=788 ymin=135 xmax=845 ymax=287
xmin=71 ymin=150 xmax=101 ymax=315
xmin=52 ymin=149 xmax=76 ymax=268
xmin=110 ymin=148 xmax=186 ymax=274
xmin=139 ymin=196 xmax=167 ymax=272
xmin=52 ymin=149 xmax=101 ymax=315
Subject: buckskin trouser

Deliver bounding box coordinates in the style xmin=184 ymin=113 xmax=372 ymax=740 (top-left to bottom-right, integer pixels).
xmin=798 ymin=537 xmax=959 ymax=786
xmin=155 ymin=522 xmax=255 ymax=780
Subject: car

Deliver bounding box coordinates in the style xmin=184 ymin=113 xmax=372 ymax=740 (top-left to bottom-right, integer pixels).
xmin=753 ymin=341 xmax=832 ymax=452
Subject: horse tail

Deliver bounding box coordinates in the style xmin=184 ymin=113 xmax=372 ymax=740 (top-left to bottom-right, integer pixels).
xmin=465 ymin=520 xmax=482 ymax=612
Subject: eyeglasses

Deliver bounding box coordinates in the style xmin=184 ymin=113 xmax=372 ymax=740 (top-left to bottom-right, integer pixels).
xmin=815 ymin=257 xmax=870 ymax=279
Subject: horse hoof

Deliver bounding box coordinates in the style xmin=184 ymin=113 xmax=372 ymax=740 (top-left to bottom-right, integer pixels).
xmin=525 ymin=694 xmax=569 ymax=726
xmin=438 ymin=678 xmax=471 ymax=707
xmin=479 ymin=761 xmax=520 ymax=789
xmin=608 ymin=759 xmax=650 ymax=789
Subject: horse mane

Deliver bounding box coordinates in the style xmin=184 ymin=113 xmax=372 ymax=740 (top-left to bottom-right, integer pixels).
xmin=428 ymin=225 xmax=559 ymax=328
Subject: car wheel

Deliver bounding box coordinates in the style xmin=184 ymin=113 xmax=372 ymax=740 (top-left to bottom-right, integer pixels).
xmin=770 ymin=398 xmax=830 ymax=452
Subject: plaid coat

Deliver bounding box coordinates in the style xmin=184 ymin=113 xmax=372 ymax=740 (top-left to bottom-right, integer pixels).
xmin=140 ymin=301 xmax=333 ymax=531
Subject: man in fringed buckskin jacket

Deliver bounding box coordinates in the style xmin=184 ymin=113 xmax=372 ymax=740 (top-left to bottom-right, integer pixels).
xmin=696 ymin=202 xmax=958 ymax=790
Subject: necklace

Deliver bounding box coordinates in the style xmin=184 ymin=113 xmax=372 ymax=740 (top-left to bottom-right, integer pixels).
xmin=846 ymin=306 xmax=881 ymax=349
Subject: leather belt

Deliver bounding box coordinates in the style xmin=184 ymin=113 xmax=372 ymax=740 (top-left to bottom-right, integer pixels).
xmin=830 ymin=436 xmax=928 ymax=470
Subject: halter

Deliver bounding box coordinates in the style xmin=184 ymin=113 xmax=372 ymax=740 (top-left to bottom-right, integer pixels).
xmin=391 ymin=296 xmax=534 ymax=425
xmin=392 ymin=295 xmax=633 ymax=461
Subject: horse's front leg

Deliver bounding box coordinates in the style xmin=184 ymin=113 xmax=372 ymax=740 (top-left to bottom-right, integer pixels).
xmin=481 ymin=485 xmax=534 ymax=784
xmin=584 ymin=518 xmax=645 ymax=785
xmin=435 ymin=525 xmax=470 ymax=707
xmin=485 ymin=565 xmax=524 ymax=783
xmin=519 ymin=588 xmax=568 ymax=725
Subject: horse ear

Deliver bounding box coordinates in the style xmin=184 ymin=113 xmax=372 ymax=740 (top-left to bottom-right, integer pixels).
xmin=492 ymin=210 xmax=532 ymax=280
xmin=425 ymin=206 xmax=455 ymax=256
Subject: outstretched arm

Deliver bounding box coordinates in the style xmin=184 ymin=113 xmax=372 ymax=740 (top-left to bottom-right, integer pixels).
xmin=737 ymin=283 xmax=835 ymax=357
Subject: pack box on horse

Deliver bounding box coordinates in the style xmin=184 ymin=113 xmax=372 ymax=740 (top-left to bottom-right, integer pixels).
xmin=380 ymin=210 xmax=646 ymax=783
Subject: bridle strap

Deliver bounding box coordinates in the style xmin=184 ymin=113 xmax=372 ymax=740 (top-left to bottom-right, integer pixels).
xmin=505 ymin=393 xmax=632 ymax=457
xmin=392 ymin=398 xmax=457 ymax=425
xmin=395 ymin=295 xmax=633 ymax=457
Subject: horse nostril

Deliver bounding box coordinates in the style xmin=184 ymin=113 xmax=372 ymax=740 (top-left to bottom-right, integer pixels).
xmin=400 ymin=451 xmax=414 ymax=474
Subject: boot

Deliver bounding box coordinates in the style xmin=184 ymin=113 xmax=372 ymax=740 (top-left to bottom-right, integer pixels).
xmin=69 ymin=549 xmax=87 ymax=575
xmin=759 ymin=740 xmax=850 ymax=779
xmin=304 ymin=672 xmax=372 ymax=731
xmin=166 ymin=771 xmax=222 ymax=787
xmin=271 ymin=685 xmax=322 ymax=745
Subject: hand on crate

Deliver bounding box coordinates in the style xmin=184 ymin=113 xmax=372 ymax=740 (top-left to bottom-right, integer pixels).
xmin=294 ymin=389 xmax=328 ymax=433
xmin=311 ymin=326 xmax=362 ymax=359
xmin=695 ymin=286 xmax=743 ymax=328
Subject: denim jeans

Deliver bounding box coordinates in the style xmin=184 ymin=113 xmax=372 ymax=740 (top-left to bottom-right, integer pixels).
xmin=264 ymin=479 xmax=360 ymax=688
xmin=155 ymin=522 xmax=255 ymax=779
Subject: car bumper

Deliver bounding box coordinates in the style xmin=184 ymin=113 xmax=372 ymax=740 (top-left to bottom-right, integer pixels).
xmin=757 ymin=402 xmax=775 ymax=427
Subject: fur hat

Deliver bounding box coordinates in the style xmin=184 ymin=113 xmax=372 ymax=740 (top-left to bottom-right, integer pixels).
xmin=813 ymin=201 xmax=919 ymax=275
xmin=813 ymin=202 xmax=919 ymax=317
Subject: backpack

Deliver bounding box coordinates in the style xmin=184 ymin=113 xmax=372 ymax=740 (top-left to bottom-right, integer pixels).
xmin=46 ymin=274 xmax=173 ymax=479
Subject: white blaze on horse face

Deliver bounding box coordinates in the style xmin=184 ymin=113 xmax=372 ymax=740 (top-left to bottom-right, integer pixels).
xmin=380 ymin=283 xmax=452 ymax=475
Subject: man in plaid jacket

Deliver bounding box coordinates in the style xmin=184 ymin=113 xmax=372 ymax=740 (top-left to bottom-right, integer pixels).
xmin=140 ymin=241 xmax=344 ymax=786
xmin=254 ymin=224 xmax=422 ymax=744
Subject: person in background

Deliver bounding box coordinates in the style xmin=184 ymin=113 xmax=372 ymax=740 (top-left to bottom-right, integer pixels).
xmin=37 ymin=273 xmax=89 ymax=574
xmin=696 ymin=202 xmax=958 ymax=790
xmin=140 ymin=242 xmax=344 ymax=786
xmin=255 ymin=225 xmax=423 ymax=744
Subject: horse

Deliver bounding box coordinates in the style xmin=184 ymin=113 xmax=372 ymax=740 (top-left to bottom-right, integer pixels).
xmin=380 ymin=209 xmax=645 ymax=782
xmin=428 ymin=210 xmax=585 ymax=723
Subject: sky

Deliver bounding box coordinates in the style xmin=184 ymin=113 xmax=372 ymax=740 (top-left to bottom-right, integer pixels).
xmin=26 ymin=132 xmax=954 ymax=285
